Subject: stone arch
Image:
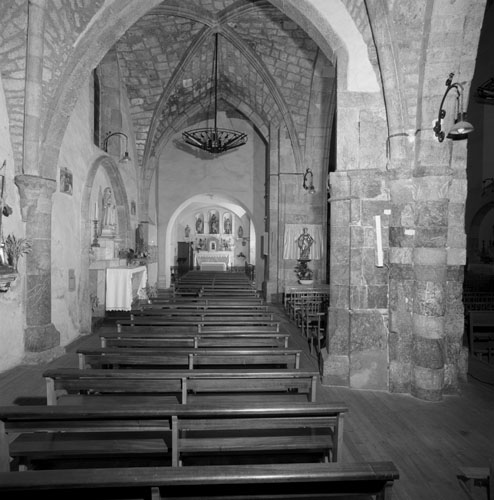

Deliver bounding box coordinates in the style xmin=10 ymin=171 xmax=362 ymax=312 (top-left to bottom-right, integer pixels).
xmin=82 ymin=155 xmax=132 ymax=256
xmin=163 ymin=193 xmax=257 ymax=287
xmin=40 ymin=0 xmax=377 ymax=181
xmin=142 ymin=22 xmax=304 ymax=178
xmin=140 ymin=95 xmax=270 ymax=225
xmin=467 ymin=199 xmax=494 ymax=263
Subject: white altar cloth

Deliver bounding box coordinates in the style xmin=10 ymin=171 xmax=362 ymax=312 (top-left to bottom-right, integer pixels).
xmin=195 ymin=251 xmax=231 ymax=269
xmin=105 ymin=265 xmax=147 ymax=311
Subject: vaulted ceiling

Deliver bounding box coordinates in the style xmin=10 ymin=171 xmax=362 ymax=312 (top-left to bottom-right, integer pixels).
xmin=109 ymin=0 xmax=332 ymax=166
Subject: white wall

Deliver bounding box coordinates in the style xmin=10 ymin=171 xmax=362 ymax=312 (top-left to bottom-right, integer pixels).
xmin=0 ymin=76 xmax=25 ymax=372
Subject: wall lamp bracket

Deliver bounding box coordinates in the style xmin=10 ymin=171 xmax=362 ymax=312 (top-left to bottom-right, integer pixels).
xmin=433 ymin=73 xmax=474 ymax=143
xmin=103 ymin=131 xmax=131 ymax=163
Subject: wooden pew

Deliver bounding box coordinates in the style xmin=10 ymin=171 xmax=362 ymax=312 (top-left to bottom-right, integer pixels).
xmin=143 ymin=302 xmax=271 ymax=310
xmin=100 ymin=331 xmax=290 ymax=349
xmin=116 ymin=318 xmax=280 ymax=333
xmin=197 ymin=324 xmax=280 ymax=334
xmin=43 ymin=368 xmax=319 ymax=405
xmin=151 ymin=297 xmax=266 ymax=306
xmin=0 ymin=402 xmax=348 ymax=471
xmin=77 ymin=347 xmax=302 ymax=370
xmin=141 ymin=303 xmax=271 ymax=312
xmin=130 ymin=310 xmax=276 ymax=321
xmin=0 ymin=461 xmax=399 ymax=499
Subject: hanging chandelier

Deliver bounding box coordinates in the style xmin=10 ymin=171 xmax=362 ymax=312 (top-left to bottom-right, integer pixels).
xmin=182 ymin=33 xmax=247 ymax=154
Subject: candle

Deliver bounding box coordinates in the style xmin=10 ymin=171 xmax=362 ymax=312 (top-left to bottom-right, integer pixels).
xmin=94 ymin=202 xmax=98 ymax=220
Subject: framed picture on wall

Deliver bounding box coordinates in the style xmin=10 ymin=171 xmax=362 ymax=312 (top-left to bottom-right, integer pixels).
xmin=60 ymin=167 xmax=73 ymax=195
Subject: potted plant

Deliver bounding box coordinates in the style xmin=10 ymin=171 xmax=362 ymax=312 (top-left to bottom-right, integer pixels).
xmin=295 ymin=260 xmax=314 ymax=285
xmin=3 ymin=234 xmax=31 ymax=271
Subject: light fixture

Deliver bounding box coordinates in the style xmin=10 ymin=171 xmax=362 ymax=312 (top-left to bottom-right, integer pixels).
xmin=103 ymin=131 xmax=131 ymax=163
xmin=433 ymin=73 xmax=474 ymax=142
xmin=182 ymin=33 xmax=247 ymax=154
xmin=303 ymin=168 xmax=315 ymax=194
xmin=477 ymin=77 xmax=494 ymax=100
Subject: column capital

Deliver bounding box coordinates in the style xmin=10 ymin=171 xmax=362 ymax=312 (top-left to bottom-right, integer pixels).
xmin=15 ymin=174 xmax=56 ymax=222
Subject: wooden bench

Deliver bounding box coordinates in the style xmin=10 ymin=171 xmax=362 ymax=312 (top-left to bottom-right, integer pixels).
xmin=130 ymin=310 xmax=276 ymax=321
xmin=100 ymin=331 xmax=290 ymax=349
xmin=43 ymin=368 xmax=319 ymax=405
xmin=468 ymin=311 xmax=494 ymax=362
xmin=116 ymin=318 xmax=280 ymax=333
xmin=151 ymin=297 xmax=266 ymax=307
xmin=0 ymin=402 xmax=347 ymax=471
xmin=0 ymin=461 xmax=399 ymax=499
xmin=197 ymin=324 xmax=280 ymax=334
xmin=142 ymin=303 xmax=271 ymax=311
xmin=457 ymin=460 xmax=493 ymax=500
xmin=78 ymin=347 xmax=302 ymax=370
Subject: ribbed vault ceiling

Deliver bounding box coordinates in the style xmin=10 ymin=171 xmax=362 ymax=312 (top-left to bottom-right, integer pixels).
xmin=112 ymin=0 xmax=330 ymax=165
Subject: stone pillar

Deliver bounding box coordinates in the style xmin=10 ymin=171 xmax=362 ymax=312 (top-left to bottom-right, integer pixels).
xmin=410 ymin=181 xmax=449 ymax=401
xmin=388 ymin=176 xmax=414 ymax=393
xmin=265 ymin=124 xmax=280 ymax=302
xmin=23 ymin=0 xmax=46 ymax=176
xmin=15 ymin=174 xmax=60 ymax=352
xmin=322 ymin=171 xmax=351 ymax=386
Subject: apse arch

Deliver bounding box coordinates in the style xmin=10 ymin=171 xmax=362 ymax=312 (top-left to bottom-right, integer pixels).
xmin=163 ymin=193 xmax=257 ymax=287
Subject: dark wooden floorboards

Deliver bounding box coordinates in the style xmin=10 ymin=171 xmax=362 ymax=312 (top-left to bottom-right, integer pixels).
xmin=0 ymin=304 xmax=493 ymax=499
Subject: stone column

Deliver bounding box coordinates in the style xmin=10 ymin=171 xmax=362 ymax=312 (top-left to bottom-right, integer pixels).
xmin=23 ymin=0 xmax=46 ymax=176
xmin=410 ymin=179 xmax=449 ymax=401
xmin=322 ymin=171 xmax=351 ymax=386
xmin=15 ymin=174 xmax=60 ymax=352
xmin=265 ymin=124 xmax=280 ymax=302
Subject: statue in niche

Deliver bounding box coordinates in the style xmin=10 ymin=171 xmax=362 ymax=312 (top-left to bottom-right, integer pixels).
xmin=185 ymin=225 xmax=190 ymax=238
xmin=209 ymin=213 xmax=219 ymax=234
xmin=224 ymin=215 xmax=232 ymax=234
xmin=101 ymin=187 xmax=116 ymax=236
xmin=297 ymin=227 xmax=314 ymax=260
xmin=196 ymin=216 xmax=204 ymax=234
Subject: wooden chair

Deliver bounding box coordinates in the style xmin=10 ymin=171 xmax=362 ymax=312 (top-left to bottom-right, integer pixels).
xmin=468 ymin=311 xmax=494 ymax=363
xmin=300 ymin=298 xmax=327 ymax=355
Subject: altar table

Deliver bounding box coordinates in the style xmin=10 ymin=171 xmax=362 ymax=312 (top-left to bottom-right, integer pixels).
xmin=105 ymin=265 xmax=147 ymax=311
xmin=194 ymin=251 xmax=231 ymax=271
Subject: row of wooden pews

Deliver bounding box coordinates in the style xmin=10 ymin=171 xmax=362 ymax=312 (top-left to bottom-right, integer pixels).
xmin=0 ymin=270 xmax=399 ymax=499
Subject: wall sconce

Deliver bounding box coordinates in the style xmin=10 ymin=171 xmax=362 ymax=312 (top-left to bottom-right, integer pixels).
xmin=103 ymin=131 xmax=131 ymax=163
xmin=303 ymin=168 xmax=315 ymax=194
xmin=433 ymin=73 xmax=474 ymax=142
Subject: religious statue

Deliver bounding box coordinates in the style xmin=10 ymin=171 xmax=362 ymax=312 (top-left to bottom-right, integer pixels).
xmin=100 ymin=187 xmax=117 ymax=238
xmin=297 ymin=227 xmax=314 ymax=260
xmin=224 ymin=216 xmax=232 ymax=234
xmin=196 ymin=216 xmax=204 ymax=234
xmin=185 ymin=225 xmax=190 ymax=238
xmin=209 ymin=213 xmax=219 ymax=234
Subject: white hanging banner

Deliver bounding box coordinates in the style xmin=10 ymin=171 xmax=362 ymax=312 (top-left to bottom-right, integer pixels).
xmin=283 ymin=224 xmax=323 ymax=260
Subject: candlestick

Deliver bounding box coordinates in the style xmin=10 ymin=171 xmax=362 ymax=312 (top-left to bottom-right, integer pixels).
xmin=91 ymin=219 xmax=100 ymax=247
xmin=94 ymin=202 xmax=98 ymax=221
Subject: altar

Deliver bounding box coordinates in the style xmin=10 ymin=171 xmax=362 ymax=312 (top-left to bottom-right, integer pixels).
xmin=105 ymin=265 xmax=147 ymax=311
xmin=194 ymin=251 xmax=232 ymax=271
